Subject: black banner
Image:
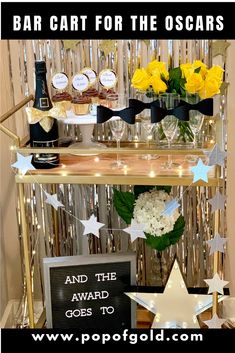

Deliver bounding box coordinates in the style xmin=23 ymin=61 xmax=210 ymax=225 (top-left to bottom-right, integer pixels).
xmin=1 ymin=2 xmax=235 ymax=39
xmin=1 ymin=329 xmax=235 ymax=348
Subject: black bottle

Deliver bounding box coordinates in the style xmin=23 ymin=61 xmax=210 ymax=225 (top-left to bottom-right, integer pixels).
xmin=30 ymin=60 xmax=59 ymax=169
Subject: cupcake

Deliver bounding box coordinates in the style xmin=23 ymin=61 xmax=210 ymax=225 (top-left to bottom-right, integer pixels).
xmin=52 ymin=92 xmax=72 ymax=111
xmin=83 ymin=88 xmax=99 ymax=103
xmin=98 ymin=90 xmax=108 ymax=106
xmin=106 ymin=91 xmax=118 ymax=109
xmin=72 ymin=96 xmax=91 ymax=115
xmin=98 ymin=89 xmax=117 ymax=107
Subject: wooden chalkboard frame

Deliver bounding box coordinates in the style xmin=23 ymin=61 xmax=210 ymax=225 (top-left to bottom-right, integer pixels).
xmin=43 ymin=253 xmax=136 ymax=328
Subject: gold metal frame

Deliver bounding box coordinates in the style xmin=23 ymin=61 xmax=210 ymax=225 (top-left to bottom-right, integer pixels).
xmin=0 ymin=95 xmax=224 ymax=328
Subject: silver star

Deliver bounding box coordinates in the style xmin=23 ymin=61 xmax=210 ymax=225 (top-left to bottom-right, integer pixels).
xmin=123 ymin=219 xmax=146 ymax=242
xmin=203 ymin=314 xmax=226 ymax=328
xmin=190 ymin=158 xmax=212 ymax=183
xmin=11 ymin=153 xmax=35 ymax=176
xmin=204 ymin=273 xmax=229 ymax=294
xmin=126 ymin=259 xmax=227 ymax=328
xmin=45 ymin=192 xmax=65 ymax=211
xmin=163 ymin=199 xmax=180 ymax=216
xmin=207 ymin=144 xmax=227 ymax=167
xmin=207 ymin=233 xmax=227 ymax=255
xmin=80 ymin=214 xmax=105 ymax=238
xmin=208 ymin=192 xmax=226 ymax=213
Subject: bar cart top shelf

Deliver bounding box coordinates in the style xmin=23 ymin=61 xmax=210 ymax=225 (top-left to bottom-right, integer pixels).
xmin=14 ymin=142 xmax=222 ymax=186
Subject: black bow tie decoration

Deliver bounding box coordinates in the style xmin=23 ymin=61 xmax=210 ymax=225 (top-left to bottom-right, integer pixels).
xmin=129 ymin=98 xmax=160 ymax=115
xmin=151 ymin=104 xmax=189 ymax=123
xmin=96 ymin=97 xmax=213 ymax=125
xmin=180 ymin=98 xmax=214 ymax=116
xmin=97 ymin=105 xmax=136 ymax=124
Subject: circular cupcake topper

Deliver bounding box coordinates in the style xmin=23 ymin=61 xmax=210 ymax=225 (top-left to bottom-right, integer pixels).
xmin=81 ymin=67 xmax=97 ymax=85
xmin=51 ymin=72 xmax=69 ymax=90
xmin=72 ymin=73 xmax=90 ymax=92
xmin=99 ymin=69 xmax=117 ymax=89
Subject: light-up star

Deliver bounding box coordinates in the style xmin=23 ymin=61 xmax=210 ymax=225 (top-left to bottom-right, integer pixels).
xmin=207 ymin=144 xmax=227 ymax=167
xmin=126 ymin=259 xmax=227 ymax=328
xmin=45 ymin=192 xmax=64 ymax=211
xmin=203 ymin=314 xmax=226 ymax=328
xmin=208 ymin=192 xmax=226 ymax=213
xmin=204 ymin=273 xmax=229 ymax=294
xmin=123 ymin=219 xmax=146 ymax=242
xmin=11 ymin=153 xmax=35 ymax=176
xmin=207 ymin=234 xmax=227 ymax=255
xmin=190 ymin=158 xmax=212 ymax=183
xmin=80 ymin=214 xmax=105 ymax=238
xmin=163 ymin=199 xmax=180 ymax=216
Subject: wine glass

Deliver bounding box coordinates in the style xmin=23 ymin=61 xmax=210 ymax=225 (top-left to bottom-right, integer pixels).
xmin=187 ymin=93 xmax=204 ymax=149
xmin=107 ymin=94 xmax=127 ymax=169
xmin=138 ymin=95 xmax=159 ymax=160
xmin=160 ymin=93 xmax=180 ymax=169
xmin=185 ymin=93 xmax=205 ymax=163
xmin=141 ymin=118 xmax=158 ymax=160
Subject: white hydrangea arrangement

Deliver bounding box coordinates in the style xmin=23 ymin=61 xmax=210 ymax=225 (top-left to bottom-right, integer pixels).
xmin=133 ymin=189 xmax=180 ymax=236
xmin=113 ymin=186 xmax=185 ymax=251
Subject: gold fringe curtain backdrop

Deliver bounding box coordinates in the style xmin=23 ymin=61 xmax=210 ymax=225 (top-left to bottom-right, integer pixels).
xmin=4 ymin=39 xmax=228 ymax=327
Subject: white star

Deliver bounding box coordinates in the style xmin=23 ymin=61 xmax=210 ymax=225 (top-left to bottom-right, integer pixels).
xmin=11 ymin=153 xmax=35 ymax=176
xmin=80 ymin=214 xmax=105 ymax=238
xmin=190 ymin=158 xmax=212 ymax=183
xmin=208 ymin=192 xmax=226 ymax=212
xmin=126 ymin=259 xmax=227 ymax=328
xmin=204 ymin=273 xmax=229 ymax=294
xmin=203 ymin=314 xmax=226 ymax=328
xmin=207 ymin=144 xmax=227 ymax=167
xmin=163 ymin=199 xmax=180 ymax=216
xmin=123 ymin=219 xmax=146 ymax=242
xmin=45 ymin=192 xmax=65 ymax=210
xmin=207 ymin=234 xmax=227 ymax=255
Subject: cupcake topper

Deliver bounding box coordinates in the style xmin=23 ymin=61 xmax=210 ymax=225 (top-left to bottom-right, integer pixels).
xmin=72 ymin=73 xmax=90 ymax=93
xmin=99 ymin=69 xmax=117 ymax=89
xmin=81 ymin=67 xmax=97 ymax=86
xmin=51 ymin=72 xmax=69 ymax=91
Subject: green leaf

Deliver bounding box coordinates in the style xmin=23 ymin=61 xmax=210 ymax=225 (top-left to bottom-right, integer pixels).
xmin=113 ymin=189 xmax=135 ymax=224
xmin=168 ymin=67 xmax=183 ymax=95
xmin=194 ymin=67 xmax=201 ymax=74
xmin=144 ymin=215 xmax=185 ymax=251
xmin=133 ymin=185 xmax=172 ymax=199
xmin=145 ymin=233 xmax=171 ymax=251
xmin=155 ymin=186 xmax=172 ymax=194
xmin=134 ymin=185 xmax=156 ymax=198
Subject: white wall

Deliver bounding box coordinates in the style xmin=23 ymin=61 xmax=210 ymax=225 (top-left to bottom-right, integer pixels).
xmin=0 ymin=41 xmax=23 ymax=319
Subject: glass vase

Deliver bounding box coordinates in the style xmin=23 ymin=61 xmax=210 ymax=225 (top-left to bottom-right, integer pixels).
xmin=149 ymin=250 xmax=168 ymax=286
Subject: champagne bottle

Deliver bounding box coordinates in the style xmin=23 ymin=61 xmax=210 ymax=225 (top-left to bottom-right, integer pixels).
xmin=30 ymin=60 xmax=59 ymax=169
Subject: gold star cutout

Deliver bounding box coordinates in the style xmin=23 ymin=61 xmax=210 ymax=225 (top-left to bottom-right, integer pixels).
xmin=99 ymin=40 xmax=116 ymax=57
xmin=212 ymin=40 xmax=230 ymax=58
xmin=62 ymin=40 xmax=80 ymax=51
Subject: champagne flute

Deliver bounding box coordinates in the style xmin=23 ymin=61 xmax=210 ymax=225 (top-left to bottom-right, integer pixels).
xmin=107 ymin=94 xmax=127 ymax=169
xmin=109 ymin=119 xmax=126 ymax=168
xmin=160 ymin=93 xmax=180 ymax=169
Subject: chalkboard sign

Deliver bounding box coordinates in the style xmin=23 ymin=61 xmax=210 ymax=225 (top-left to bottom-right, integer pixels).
xmin=43 ymin=254 xmax=136 ymax=328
